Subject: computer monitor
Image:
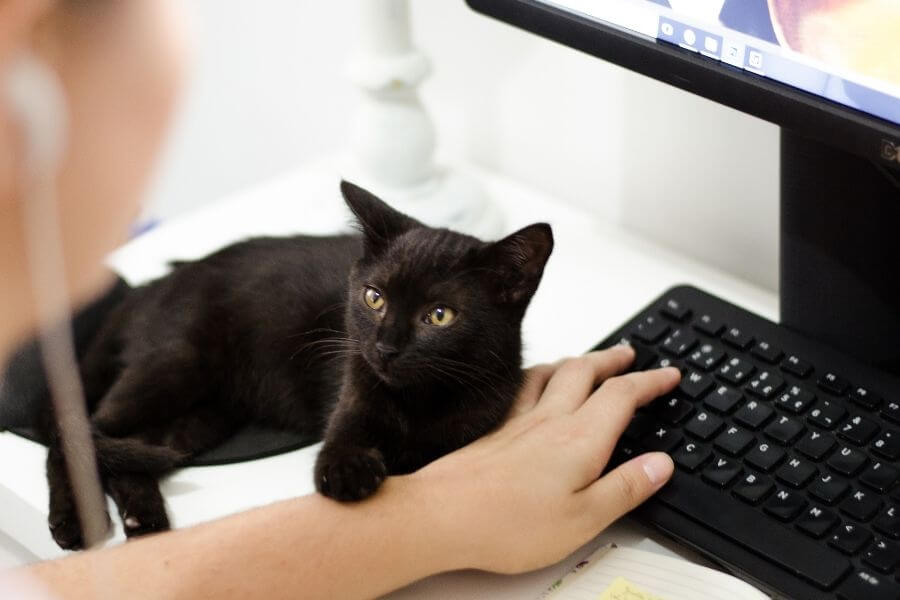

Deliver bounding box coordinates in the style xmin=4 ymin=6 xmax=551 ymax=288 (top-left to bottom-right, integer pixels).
xmin=466 ymin=0 xmax=900 ymax=374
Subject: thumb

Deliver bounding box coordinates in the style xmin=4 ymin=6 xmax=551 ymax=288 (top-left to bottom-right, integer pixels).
xmin=586 ymin=452 xmax=674 ymax=529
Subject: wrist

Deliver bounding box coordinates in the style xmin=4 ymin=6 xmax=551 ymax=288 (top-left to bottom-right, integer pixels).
xmin=397 ymin=467 xmax=473 ymax=574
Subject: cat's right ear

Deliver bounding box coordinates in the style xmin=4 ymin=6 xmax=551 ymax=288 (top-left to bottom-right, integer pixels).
xmin=481 ymin=223 xmax=554 ymax=306
xmin=341 ymin=181 xmax=421 ymax=255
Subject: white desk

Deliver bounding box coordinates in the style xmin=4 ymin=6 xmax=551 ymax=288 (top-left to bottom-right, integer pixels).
xmin=0 ymin=160 xmax=777 ymax=597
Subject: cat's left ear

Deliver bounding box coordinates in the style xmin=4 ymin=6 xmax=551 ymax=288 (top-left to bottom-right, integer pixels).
xmin=482 ymin=223 xmax=554 ymax=305
xmin=341 ymin=181 xmax=421 ymax=255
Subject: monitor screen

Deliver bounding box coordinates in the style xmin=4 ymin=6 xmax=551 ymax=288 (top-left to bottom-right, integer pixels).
xmin=537 ymin=0 xmax=900 ymax=129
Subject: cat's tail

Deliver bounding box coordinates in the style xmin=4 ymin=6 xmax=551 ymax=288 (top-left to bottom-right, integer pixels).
xmin=93 ymin=434 xmax=186 ymax=475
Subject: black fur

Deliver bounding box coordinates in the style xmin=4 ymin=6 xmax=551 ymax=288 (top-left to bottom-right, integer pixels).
xmin=42 ymin=181 xmax=553 ymax=549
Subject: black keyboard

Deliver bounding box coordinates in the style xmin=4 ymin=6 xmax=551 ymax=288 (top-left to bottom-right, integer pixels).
xmin=596 ymin=285 xmax=900 ymax=600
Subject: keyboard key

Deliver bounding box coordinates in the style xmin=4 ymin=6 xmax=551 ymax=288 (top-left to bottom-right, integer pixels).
xmin=873 ymin=506 xmax=900 ymax=539
xmin=810 ymin=473 xmax=850 ymax=505
xmin=781 ymin=354 xmax=813 ymax=378
xmin=627 ymin=341 xmax=659 ymax=370
xmin=734 ymin=399 xmax=774 ymax=430
xmin=774 ymin=384 xmax=817 ymax=415
xmin=687 ymin=342 xmax=725 ymax=371
xmin=837 ymin=569 xmax=900 ymax=600
xmin=750 ymin=340 xmax=783 ymax=364
xmin=652 ymin=395 xmax=694 ymax=425
xmin=702 ymin=456 xmax=742 ymax=488
xmin=656 ymin=472 xmax=851 ymax=589
xmin=776 ymin=456 xmax=817 ymax=488
xmin=732 ymin=472 xmax=773 ymax=504
xmin=633 ymin=315 xmax=669 ymax=344
xmin=860 ymin=462 xmax=900 ymax=494
xmin=839 ymin=415 xmax=880 ymax=446
xmin=713 ymin=426 xmax=754 ymax=457
xmin=679 ymin=370 xmax=714 ymax=399
xmin=672 ymin=441 xmax=711 ymax=472
xmin=641 ymin=426 xmax=682 ymax=453
xmin=796 ymin=430 xmax=836 ymax=461
xmin=660 ymin=297 xmax=691 ymax=322
xmin=829 ymin=523 xmax=873 ymax=555
xmin=684 ymin=411 xmax=724 ymax=442
xmin=796 ymin=505 xmax=839 ymax=538
xmin=764 ymin=488 xmax=807 ymax=522
xmin=863 ymin=539 xmax=900 ymax=573
xmin=660 ymin=328 xmax=697 ymax=357
xmin=828 ymin=446 xmax=868 ymax=476
xmin=819 ymin=372 xmax=850 ymax=396
xmin=652 ymin=356 xmax=678 ymax=370
xmin=746 ymin=369 xmax=785 ymax=400
xmin=722 ymin=326 xmax=753 ymax=350
xmin=765 ymin=415 xmax=805 ymax=444
xmin=841 ymin=489 xmax=882 ymax=522
xmin=703 ymin=385 xmax=742 ymax=414
xmin=693 ymin=313 xmax=724 ymax=337
xmin=717 ymin=357 xmax=755 ymax=386
xmin=850 ymin=386 xmax=882 ymax=410
xmin=871 ymin=430 xmax=900 ymax=461
xmin=744 ymin=441 xmax=785 ymax=472
xmin=608 ymin=442 xmax=641 ymax=469
xmin=684 ymin=411 xmax=724 ymax=441
xmin=622 ymin=413 xmax=655 ymax=441
xmin=880 ymin=401 xmax=900 ymax=425
xmin=809 ymin=400 xmax=848 ymax=430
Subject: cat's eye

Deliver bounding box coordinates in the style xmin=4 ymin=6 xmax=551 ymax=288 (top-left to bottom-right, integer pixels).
xmin=364 ymin=287 xmax=385 ymax=310
xmin=425 ymin=306 xmax=457 ymax=327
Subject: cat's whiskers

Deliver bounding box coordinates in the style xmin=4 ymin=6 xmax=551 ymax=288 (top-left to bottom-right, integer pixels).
xmin=289 ymin=336 xmax=360 ymax=365
xmin=431 ymin=355 xmax=514 ymax=390
xmin=428 ymin=364 xmax=495 ymax=408
xmin=486 ymin=349 xmax=517 ymax=385
xmin=284 ymin=326 xmax=349 ymax=340
xmin=417 ymin=358 xmax=507 ymax=406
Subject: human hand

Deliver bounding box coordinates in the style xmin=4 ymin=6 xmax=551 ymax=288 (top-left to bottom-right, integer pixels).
xmin=410 ymin=345 xmax=680 ymax=574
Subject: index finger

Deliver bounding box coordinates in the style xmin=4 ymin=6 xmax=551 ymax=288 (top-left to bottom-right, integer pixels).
xmin=535 ymin=346 xmax=636 ymax=416
xmin=575 ymin=367 xmax=681 ymax=470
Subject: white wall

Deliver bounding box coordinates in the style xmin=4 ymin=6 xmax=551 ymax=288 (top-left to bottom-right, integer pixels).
xmin=146 ymin=1 xmax=780 ymax=291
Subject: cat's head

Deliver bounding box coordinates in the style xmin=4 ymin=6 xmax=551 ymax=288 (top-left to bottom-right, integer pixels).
xmin=340 ymin=181 xmax=553 ymax=389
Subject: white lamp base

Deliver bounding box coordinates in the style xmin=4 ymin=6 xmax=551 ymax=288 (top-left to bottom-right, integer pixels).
xmin=346 ymin=0 xmax=503 ymax=239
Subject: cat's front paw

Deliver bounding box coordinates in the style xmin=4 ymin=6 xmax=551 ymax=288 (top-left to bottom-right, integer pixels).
xmin=315 ymin=446 xmax=388 ymax=501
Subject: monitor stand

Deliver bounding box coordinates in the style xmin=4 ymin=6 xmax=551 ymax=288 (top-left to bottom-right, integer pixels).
xmin=780 ymin=129 xmax=900 ymax=375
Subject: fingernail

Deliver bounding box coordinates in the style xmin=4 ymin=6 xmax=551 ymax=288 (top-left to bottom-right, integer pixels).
xmin=618 ymin=344 xmax=635 ymax=356
xmin=642 ymin=453 xmax=674 ymax=487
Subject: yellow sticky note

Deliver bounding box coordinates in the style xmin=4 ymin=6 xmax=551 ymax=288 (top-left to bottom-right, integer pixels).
xmin=598 ymin=576 xmax=665 ymax=600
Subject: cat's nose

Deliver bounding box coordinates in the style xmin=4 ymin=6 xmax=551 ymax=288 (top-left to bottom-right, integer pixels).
xmin=375 ymin=341 xmax=399 ymax=362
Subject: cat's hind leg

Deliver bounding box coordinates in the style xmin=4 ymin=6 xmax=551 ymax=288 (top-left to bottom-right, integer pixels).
xmin=105 ymin=473 xmax=168 ymax=539
xmin=155 ymin=403 xmax=241 ymax=456
xmin=90 ymin=351 xmax=208 ymax=438
xmin=105 ymin=405 xmax=239 ymax=539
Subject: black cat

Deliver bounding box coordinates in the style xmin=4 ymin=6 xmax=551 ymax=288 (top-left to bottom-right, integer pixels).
xmin=42 ymin=181 xmax=553 ymax=549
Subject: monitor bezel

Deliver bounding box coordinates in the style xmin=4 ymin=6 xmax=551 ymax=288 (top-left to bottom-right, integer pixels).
xmin=466 ymin=0 xmax=900 ymax=170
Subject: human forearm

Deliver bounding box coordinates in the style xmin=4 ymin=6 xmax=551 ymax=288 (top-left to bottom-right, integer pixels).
xmin=23 ymin=349 xmax=679 ymax=598
xmin=27 ymin=476 xmax=451 ymax=600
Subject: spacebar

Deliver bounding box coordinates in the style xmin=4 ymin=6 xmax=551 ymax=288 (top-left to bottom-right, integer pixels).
xmin=655 ymin=471 xmax=852 ymax=590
